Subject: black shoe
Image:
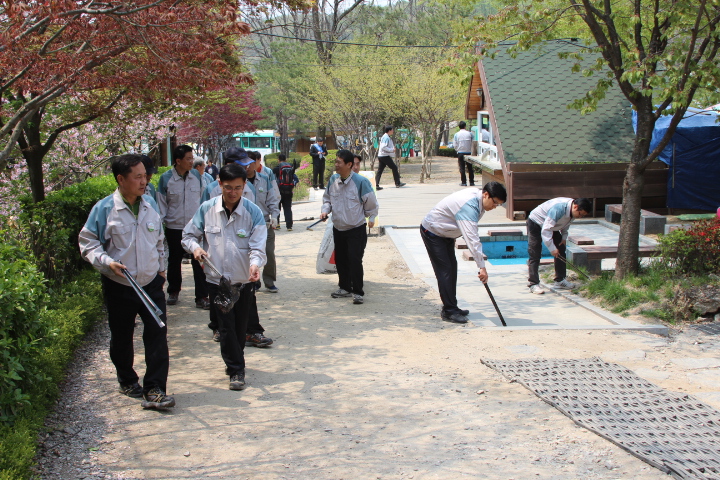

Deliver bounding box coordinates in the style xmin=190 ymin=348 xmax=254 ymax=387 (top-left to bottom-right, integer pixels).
xmin=459 ymin=309 xmax=470 ymax=316
xmin=229 ymin=372 xmax=246 ymax=390
xmin=459 ymin=183 xmax=467 ymax=187
xmin=212 ymin=330 xmax=221 ymax=342
xmin=196 ymin=297 xmax=210 ymax=309
xmin=396 ymin=182 xmax=406 ymax=188
xmin=246 ymin=333 xmax=273 ymax=347
xmin=167 ymin=293 xmax=179 ymax=305
xmin=141 ymin=388 xmax=175 ymax=409
xmin=469 ymin=182 xmax=476 ymax=186
xmin=441 ymin=312 xmax=468 ymax=324
xmin=119 ymin=382 xmax=143 ymax=398
xmin=319 ymin=186 xmax=325 ymax=189
xmin=376 ymin=185 xmax=383 ymax=190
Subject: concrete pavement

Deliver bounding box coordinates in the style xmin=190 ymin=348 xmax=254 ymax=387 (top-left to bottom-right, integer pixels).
xmin=294 ymin=178 xmax=667 ymax=335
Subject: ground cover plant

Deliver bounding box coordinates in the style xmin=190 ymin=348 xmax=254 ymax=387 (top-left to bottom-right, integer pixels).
xmin=576 ymin=219 xmax=720 ymax=323
xmin=0 ymin=174 xmax=118 ymax=479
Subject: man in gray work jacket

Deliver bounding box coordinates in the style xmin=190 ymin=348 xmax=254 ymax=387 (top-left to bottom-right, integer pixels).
xmin=79 ymin=154 xmax=174 ymax=410
xmin=320 ymin=149 xmax=379 ymax=305
xmin=157 ymin=145 xmax=208 ymax=308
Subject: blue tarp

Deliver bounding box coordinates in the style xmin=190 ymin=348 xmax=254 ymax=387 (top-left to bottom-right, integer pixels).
xmin=633 ymin=108 xmax=720 ymax=211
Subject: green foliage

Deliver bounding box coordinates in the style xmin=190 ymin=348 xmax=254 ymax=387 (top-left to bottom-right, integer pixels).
xmin=264 ymin=152 xmax=303 ymax=168
xmin=19 ymin=174 xmax=117 ymax=284
xmin=655 ymin=219 xmax=720 ymax=276
xmin=0 ymin=241 xmax=50 ymax=424
xmin=436 ymin=147 xmax=458 ymax=157
xmin=0 ymin=267 xmax=103 ymax=478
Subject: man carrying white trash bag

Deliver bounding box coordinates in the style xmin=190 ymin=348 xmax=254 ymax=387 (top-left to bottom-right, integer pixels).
xmin=316 ymin=154 xmax=373 ymax=275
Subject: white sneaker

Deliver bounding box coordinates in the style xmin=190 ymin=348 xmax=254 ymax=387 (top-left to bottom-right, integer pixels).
xmin=552 ymin=279 xmax=576 ymax=289
xmin=529 ymin=285 xmax=545 ymax=295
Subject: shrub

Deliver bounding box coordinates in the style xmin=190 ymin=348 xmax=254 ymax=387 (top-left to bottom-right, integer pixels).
xmin=0 ymin=241 xmax=50 ymax=424
xmin=263 ymin=152 xmax=303 ymax=168
xmin=656 ymin=219 xmax=720 ymax=275
xmin=0 ymin=267 xmax=103 ymax=478
xmin=436 ymin=147 xmax=457 ymax=157
xmin=19 ymin=174 xmax=117 ymax=285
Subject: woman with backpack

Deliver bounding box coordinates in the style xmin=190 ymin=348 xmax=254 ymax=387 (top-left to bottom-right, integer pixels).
xmin=273 ymin=154 xmax=299 ymax=230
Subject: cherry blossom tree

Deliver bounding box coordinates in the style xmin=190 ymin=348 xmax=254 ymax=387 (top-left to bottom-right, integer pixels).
xmin=0 ymin=0 xmax=308 ymax=202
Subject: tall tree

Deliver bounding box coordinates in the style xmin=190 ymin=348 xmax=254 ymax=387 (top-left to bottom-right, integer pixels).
xmin=177 ymin=87 xmax=264 ymax=163
xmin=460 ymin=0 xmax=720 ymax=278
xmin=0 ymin=0 xmax=280 ymax=202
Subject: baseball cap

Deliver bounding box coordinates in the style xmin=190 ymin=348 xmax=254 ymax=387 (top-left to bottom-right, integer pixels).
xmin=223 ymin=147 xmax=253 ymax=166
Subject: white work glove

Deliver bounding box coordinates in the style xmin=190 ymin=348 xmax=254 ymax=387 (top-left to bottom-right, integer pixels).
xmin=270 ymin=217 xmax=279 ymax=229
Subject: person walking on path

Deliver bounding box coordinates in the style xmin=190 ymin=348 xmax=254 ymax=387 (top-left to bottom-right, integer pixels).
xmin=375 ymin=126 xmax=406 ymax=190
xmin=246 ymin=153 xmax=280 ymax=292
xmin=310 ymin=138 xmax=328 ymax=190
xmin=194 ymin=157 xmax=214 ymax=189
xmin=453 ymin=121 xmax=475 ymax=186
xmin=206 ymin=159 xmax=219 ymax=180
xmin=156 ymin=145 xmax=209 ymax=308
xmin=320 ymin=149 xmax=379 ymax=305
xmin=273 ymin=154 xmax=299 ymax=230
xmin=527 ymin=197 xmax=591 ymax=295
xmin=420 ymin=182 xmax=507 ymax=324
xmin=182 ymin=163 xmax=267 ymax=391
xmin=79 ymin=154 xmax=175 ymax=410
xmin=141 ymin=155 xmax=157 ymax=201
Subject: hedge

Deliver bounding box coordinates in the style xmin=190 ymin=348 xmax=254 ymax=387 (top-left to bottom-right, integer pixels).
xmin=0 ymin=262 xmax=103 ymax=479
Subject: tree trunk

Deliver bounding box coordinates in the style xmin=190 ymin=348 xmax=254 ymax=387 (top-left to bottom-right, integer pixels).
xmin=615 ymin=108 xmax=654 ymax=279
xmin=26 ymin=150 xmax=46 ymax=203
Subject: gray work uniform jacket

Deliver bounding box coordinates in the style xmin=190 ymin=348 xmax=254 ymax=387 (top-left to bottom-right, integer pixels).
xmin=79 ymin=189 xmax=165 ymax=287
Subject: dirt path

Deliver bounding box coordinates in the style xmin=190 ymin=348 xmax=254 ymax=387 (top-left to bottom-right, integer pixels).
xmin=34 ymin=156 xmax=720 ymax=479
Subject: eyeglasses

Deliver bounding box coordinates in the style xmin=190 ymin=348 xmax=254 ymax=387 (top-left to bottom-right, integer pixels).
xmin=492 ymin=199 xmax=504 ymax=207
xmin=222 ymin=185 xmax=244 ymax=193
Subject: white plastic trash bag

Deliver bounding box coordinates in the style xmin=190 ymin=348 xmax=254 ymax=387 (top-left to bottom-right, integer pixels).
xmin=316 ymin=217 xmax=337 ymax=274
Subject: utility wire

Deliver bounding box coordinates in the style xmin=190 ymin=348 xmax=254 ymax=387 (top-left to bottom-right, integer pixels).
xmin=252 ymin=31 xmax=457 ymax=48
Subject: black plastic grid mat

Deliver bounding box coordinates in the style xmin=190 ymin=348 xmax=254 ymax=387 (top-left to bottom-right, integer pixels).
xmin=691 ymin=322 xmax=720 ymax=336
xmin=482 ymin=357 xmax=720 ymax=480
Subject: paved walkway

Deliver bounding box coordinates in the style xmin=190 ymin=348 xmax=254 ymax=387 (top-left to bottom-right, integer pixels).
xmin=301 ymin=178 xmax=666 ymax=335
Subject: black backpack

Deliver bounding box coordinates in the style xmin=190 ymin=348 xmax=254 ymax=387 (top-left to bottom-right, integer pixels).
xmin=278 ymin=164 xmax=294 ymax=189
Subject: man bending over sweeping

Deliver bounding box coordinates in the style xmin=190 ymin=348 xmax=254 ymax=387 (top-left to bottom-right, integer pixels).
xmin=420 ymin=182 xmax=507 ymax=324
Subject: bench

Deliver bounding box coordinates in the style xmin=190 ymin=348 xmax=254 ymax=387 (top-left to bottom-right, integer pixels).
xmin=567 ymin=244 xmax=659 ymax=275
xmin=604 ymin=204 xmax=666 ymax=235
xmin=461 ymin=250 xmax=488 ymax=262
xmin=456 ymin=238 xmax=467 ymax=249
xmin=487 ymin=229 xmax=523 ymax=237
xmin=568 ymin=235 xmax=594 ymax=246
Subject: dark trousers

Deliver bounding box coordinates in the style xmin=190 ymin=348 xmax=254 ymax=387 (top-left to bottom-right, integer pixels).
xmin=333 ymin=224 xmax=368 ymax=296
xmin=208 ymin=282 xmax=253 ymax=377
xmin=209 ymin=286 xmax=264 ymax=335
xmin=312 ymin=158 xmax=325 ymax=188
xmin=102 ymin=274 xmax=169 ymax=394
xmin=166 ymin=228 xmax=208 ymax=301
xmin=262 ymin=224 xmax=276 ymax=288
xmin=457 ymin=153 xmax=475 ymax=185
xmin=421 ymin=225 xmax=462 ymax=315
xmin=279 ymin=191 xmax=293 ymax=228
xmin=527 ymin=219 xmax=566 ymax=286
xmin=247 ymin=291 xmax=265 ymax=335
xmin=376 ymin=156 xmax=401 ymax=186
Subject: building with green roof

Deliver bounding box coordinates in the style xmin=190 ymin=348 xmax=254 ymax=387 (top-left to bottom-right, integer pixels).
xmin=465 ymin=40 xmax=667 ymax=219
